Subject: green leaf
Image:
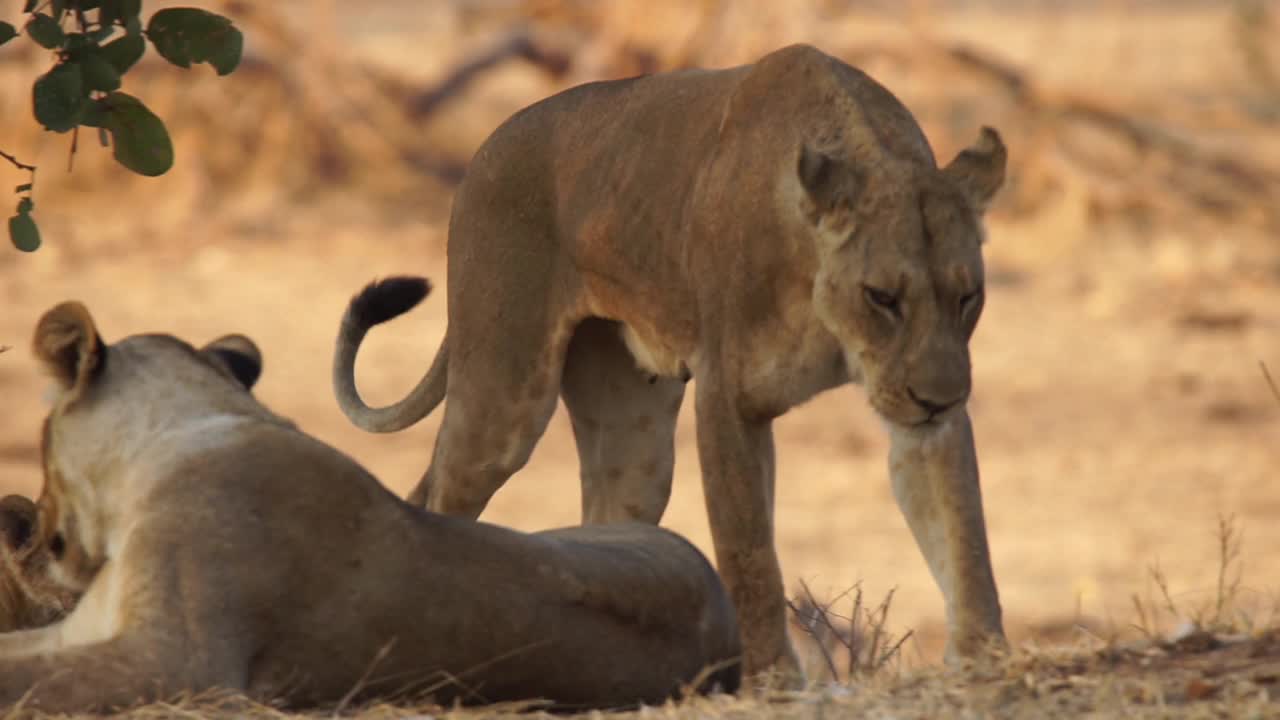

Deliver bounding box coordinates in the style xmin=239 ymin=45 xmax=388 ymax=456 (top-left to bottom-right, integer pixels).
xmin=26 ymin=13 xmax=66 ymax=49
xmin=63 ymin=31 xmax=94 ymax=53
xmin=0 ymin=22 xmax=17 ymax=47
xmin=207 ymin=23 xmax=242 ymax=76
xmin=17 ymin=198 xmax=33 ymax=214
xmin=101 ymin=91 xmax=173 ymax=176
xmin=77 ymin=0 xmax=103 ymax=9
xmin=9 ymin=211 xmax=40 ymax=252
xmin=145 ymin=8 xmax=242 ymax=75
xmin=32 ymin=63 xmax=87 ymax=133
xmin=15 ymin=184 xmax=32 ymax=194
xmin=80 ymin=97 xmax=109 ymax=128
xmin=81 ymin=51 xmax=121 ymax=91
xmin=51 ymin=0 xmax=67 ymax=22
xmin=23 ymin=0 xmax=38 ymax=13
xmin=99 ymin=0 xmax=118 ymax=26
xmin=100 ymin=0 xmax=141 ymax=27
xmin=97 ymin=32 xmax=144 ymax=73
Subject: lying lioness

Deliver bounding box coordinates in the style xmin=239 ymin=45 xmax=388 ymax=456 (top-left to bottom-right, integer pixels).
xmin=0 ymin=494 xmax=74 ymax=633
xmin=0 ymin=300 xmax=740 ymax=714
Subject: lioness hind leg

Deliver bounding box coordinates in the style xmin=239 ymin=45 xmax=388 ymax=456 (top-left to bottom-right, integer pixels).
xmin=408 ymin=317 xmax=577 ymax=518
xmin=560 ymin=319 xmax=686 ymax=525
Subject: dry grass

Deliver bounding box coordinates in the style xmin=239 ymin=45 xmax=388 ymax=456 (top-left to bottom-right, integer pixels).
xmin=788 ymin=581 xmax=913 ymax=683
xmin=11 ymin=613 xmax=1277 ymax=719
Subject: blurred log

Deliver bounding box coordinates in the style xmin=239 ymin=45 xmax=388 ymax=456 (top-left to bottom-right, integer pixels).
xmin=840 ymin=38 xmax=1280 ymax=231
xmin=407 ymin=31 xmax=571 ymax=119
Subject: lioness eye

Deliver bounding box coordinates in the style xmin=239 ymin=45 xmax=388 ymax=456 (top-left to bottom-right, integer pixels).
xmin=863 ymin=285 xmax=899 ymax=312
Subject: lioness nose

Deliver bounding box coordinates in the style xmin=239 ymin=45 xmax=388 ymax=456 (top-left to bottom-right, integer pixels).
xmin=907 ymin=387 xmax=961 ymax=416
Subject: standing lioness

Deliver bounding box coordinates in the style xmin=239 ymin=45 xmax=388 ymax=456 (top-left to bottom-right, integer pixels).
xmin=334 ymin=43 xmax=1007 ymax=681
xmin=0 ymin=301 xmax=739 ymax=714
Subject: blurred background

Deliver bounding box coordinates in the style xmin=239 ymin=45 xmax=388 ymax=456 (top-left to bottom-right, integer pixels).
xmin=1 ymin=0 xmax=1277 ymax=667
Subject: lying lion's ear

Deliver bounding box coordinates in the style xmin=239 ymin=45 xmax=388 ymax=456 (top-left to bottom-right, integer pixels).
xmin=33 ymin=301 xmax=105 ymax=398
xmin=201 ymin=334 xmax=262 ymax=390
xmin=942 ymin=126 xmax=1007 ymax=214
xmin=0 ymin=495 xmax=37 ymax=553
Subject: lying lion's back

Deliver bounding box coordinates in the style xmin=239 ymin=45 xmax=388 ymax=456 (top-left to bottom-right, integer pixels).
xmin=536 ymin=524 xmax=739 ymax=638
xmin=535 ymin=522 xmax=742 ymax=694
xmin=150 ymin=430 xmax=742 ymax=704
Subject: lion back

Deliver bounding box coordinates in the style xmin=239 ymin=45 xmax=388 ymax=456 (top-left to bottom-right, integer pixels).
xmin=536 ymin=522 xmax=741 ymax=691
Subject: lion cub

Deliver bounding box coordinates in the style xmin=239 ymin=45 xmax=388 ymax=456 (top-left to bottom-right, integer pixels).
xmin=0 ymin=494 xmax=75 ymax=633
xmin=0 ymin=300 xmax=740 ymax=714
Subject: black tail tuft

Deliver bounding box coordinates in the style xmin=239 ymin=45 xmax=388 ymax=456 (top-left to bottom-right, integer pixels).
xmin=348 ymin=276 xmax=431 ymax=327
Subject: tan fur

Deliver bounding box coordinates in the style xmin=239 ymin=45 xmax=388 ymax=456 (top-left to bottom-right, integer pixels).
xmin=332 ymin=44 xmax=1008 ymax=682
xmin=0 ymin=301 xmax=740 ymax=715
xmin=0 ymin=495 xmax=76 ymax=634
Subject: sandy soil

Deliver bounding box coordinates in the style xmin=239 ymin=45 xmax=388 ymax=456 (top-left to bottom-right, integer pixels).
xmin=0 ymin=0 xmax=1277 ymax=676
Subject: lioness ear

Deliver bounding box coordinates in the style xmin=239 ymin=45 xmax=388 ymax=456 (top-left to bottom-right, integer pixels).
xmin=33 ymin=301 xmax=105 ymax=398
xmin=942 ymin=126 xmax=1007 ymax=214
xmin=798 ymin=145 xmax=837 ymax=212
xmin=201 ymin=334 xmax=262 ymax=390
xmin=0 ymin=495 xmax=37 ymax=553
xmin=797 ymin=145 xmax=862 ymax=219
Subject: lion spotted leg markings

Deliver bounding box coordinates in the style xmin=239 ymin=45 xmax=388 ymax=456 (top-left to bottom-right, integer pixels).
xmin=561 ymin=318 xmax=686 ymax=525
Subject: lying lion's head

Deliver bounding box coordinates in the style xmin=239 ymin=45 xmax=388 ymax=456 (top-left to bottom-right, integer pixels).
xmin=32 ymin=302 xmax=269 ymax=588
xmin=798 ymin=127 xmax=1005 ymax=427
xmin=0 ymin=494 xmax=76 ymax=632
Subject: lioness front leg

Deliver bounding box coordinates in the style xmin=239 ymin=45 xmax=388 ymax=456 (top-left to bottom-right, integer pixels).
xmin=695 ymin=377 xmax=802 ymax=688
xmin=0 ymin=623 xmax=62 ymax=657
xmin=0 ymin=634 xmax=241 ymax=713
xmin=888 ymin=410 xmax=1005 ymax=662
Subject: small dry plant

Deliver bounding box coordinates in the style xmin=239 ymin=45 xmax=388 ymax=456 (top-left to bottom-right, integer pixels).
xmin=1128 ymin=513 xmax=1257 ymax=643
xmin=786 ymin=579 xmax=912 ymax=686
xmin=1127 ymin=365 xmax=1278 ymax=643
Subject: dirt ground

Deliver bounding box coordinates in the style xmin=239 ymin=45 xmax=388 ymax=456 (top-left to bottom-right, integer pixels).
xmin=0 ymin=0 xmax=1278 ymax=715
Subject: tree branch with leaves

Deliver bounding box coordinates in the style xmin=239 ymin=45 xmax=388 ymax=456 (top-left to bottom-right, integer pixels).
xmin=0 ymin=0 xmax=242 ymax=252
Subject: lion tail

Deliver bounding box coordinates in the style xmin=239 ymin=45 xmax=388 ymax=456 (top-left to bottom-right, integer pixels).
xmin=332 ymin=276 xmax=447 ymax=433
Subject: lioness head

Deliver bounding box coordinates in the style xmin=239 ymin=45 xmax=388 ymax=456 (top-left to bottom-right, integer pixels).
xmin=31 ymin=301 xmax=268 ymax=589
xmin=0 ymin=494 xmax=76 ymax=631
xmin=798 ymin=127 xmax=1006 ymax=427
